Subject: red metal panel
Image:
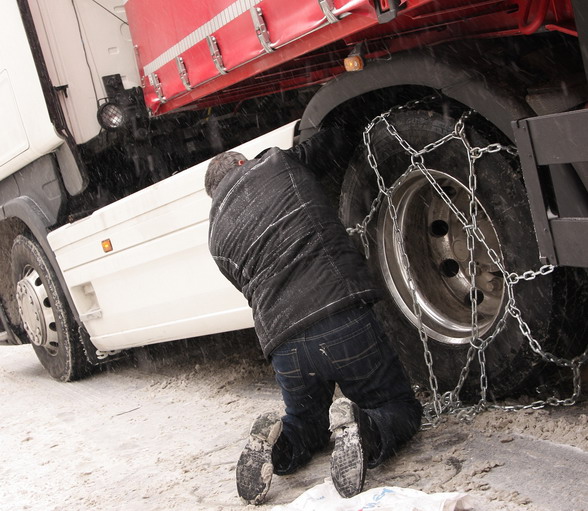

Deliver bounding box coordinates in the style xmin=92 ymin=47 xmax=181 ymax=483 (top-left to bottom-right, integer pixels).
xmin=126 ymin=0 xmax=243 ymax=109
xmin=161 ymin=13 xmax=378 ymax=114
xmin=213 ymin=11 xmax=265 ymax=70
xmin=173 ymin=0 xmax=236 ymax=90
xmin=258 ymin=0 xmax=328 ymax=48
xmin=125 ymin=0 xmax=577 ymax=115
xmin=124 ymin=0 xmax=378 ymax=114
xmin=179 ymin=41 xmax=219 ymax=92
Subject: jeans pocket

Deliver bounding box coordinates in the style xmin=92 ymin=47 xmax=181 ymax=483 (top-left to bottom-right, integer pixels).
xmin=320 ymin=323 xmax=382 ymax=381
xmin=272 ymin=347 xmax=306 ymax=392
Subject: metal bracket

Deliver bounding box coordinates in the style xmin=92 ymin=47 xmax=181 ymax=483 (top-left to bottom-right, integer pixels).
xmin=96 ymin=349 xmax=122 ymax=361
xmin=206 ymin=35 xmax=227 ymax=75
xmin=376 ymin=0 xmax=401 ymax=24
xmin=512 ymin=109 xmax=588 ymax=267
xmin=54 ymin=84 xmax=69 ymax=98
xmin=79 ymin=307 xmax=103 ymax=322
xmin=149 ymin=73 xmax=166 ymax=103
xmin=318 ymin=0 xmax=339 ymax=23
xmin=250 ymin=7 xmax=273 ymax=53
xmin=175 ymin=56 xmax=192 ymax=90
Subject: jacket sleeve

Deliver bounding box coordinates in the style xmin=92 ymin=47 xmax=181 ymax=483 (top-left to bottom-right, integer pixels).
xmin=286 ymin=126 xmax=355 ymax=176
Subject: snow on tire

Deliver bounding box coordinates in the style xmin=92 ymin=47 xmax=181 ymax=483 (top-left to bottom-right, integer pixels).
xmin=11 ymin=234 xmax=91 ymax=381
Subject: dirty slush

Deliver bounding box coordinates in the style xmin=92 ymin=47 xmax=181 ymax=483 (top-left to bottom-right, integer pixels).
xmin=1 ymin=332 xmax=587 ymax=511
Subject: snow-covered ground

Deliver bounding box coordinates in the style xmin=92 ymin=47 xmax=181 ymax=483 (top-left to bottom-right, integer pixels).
xmin=1 ymin=331 xmax=587 ymax=511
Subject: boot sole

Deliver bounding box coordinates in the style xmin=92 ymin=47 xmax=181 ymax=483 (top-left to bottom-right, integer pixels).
xmin=329 ymin=398 xmax=366 ymax=498
xmin=236 ymin=412 xmax=282 ymax=505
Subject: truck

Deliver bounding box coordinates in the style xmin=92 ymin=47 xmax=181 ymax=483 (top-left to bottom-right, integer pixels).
xmin=1 ymin=0 xmax=587 ymax=404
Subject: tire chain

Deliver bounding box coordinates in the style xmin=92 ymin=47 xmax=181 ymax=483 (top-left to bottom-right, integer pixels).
xmin=347 ymin=100 xmax=588 ymax=427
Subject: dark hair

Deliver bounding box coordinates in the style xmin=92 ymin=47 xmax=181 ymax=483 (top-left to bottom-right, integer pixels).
xmin=205 ymin=151 xmax=246 ymax=197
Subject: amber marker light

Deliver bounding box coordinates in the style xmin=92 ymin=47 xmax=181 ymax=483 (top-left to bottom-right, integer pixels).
xmin=344 ymin=55 xmax=364 ymax=72
xmin=101 ymin=239 xmax=113 ymax=253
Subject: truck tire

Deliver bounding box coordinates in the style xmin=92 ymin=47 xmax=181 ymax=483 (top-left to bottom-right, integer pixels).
xmin=339 ymin=109 xmax=587 ymax=398
xmin=11 ymin=234 xmax=91 ymax=381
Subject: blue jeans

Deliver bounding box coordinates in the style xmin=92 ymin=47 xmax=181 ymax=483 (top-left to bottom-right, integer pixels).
xmin=270 ymin=306 xmax=422 ymax=474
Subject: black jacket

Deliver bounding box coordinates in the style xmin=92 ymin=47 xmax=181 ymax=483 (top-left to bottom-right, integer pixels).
xmin=208 ymin=128 xmax=381 ymax=357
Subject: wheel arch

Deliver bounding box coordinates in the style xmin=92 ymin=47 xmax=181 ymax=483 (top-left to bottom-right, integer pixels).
xmin=0 ymin=156 xmax=81 ymax=341
xmin=2 ymin=196 xmax=63 ymax=291
xmin=0 ymin=203 xmax=74 ymax=345
xmin=299 ymin=44 xmax=535 ymax=142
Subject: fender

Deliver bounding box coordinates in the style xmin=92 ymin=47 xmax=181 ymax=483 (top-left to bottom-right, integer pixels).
xmin=0 ymin=195 xmax=57 ymax=344
xmin=0 ymin=156 xmax=80 ymax=327
xmin=2 ymin=195 xmax=79 ymax=316
xmin=299 ymin=44 xmax=535 ymax=142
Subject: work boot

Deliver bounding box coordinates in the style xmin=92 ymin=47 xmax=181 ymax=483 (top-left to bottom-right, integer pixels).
xmin=329 ymin=398 xmax=367 ymax=498
xmin=236 ymin=412 xmax=282 ymax=505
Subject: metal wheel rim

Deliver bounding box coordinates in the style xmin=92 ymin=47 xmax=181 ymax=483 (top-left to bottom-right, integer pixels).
xmin=15 ymin=265 xmax=59 ymax=355
xmin=377 ymin=169 xmax=505 ymax=345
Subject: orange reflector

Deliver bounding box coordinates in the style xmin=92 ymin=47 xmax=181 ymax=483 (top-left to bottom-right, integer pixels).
xmin=344 ymin=55 xmax=364 ymax=72
xmin=101 ymin=239 xmax=113 ymax=253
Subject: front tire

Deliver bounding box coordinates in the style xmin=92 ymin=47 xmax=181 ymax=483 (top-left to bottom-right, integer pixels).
xmin=340 ymin=109 xmax=587 ymax=398
xmin=11 ymin=234 xmax=91 ymax=381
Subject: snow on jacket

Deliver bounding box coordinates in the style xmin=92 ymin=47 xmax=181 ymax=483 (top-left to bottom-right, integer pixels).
xmin=208 ymin=128 xmax=381 ymax=357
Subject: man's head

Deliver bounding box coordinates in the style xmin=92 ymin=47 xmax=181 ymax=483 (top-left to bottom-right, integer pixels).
xmin=205 ymin=151 xmax=247 ymax=197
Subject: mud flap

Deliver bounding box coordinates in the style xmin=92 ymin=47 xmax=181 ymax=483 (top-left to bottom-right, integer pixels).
xmin=0 ymin=298 xmax=26 ymax=346
xmin=77 ymin=325 xmax=126 ymax=366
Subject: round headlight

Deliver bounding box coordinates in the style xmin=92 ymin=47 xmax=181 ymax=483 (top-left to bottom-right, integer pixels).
xmin=97 ymin=102 xmax=126 ymax=130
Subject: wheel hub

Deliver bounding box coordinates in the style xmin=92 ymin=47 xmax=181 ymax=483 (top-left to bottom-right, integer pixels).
xmin=378 ymin=169 xmax=505 ymax=345
xmin=15 ymin=266 xmax=58 ymax=355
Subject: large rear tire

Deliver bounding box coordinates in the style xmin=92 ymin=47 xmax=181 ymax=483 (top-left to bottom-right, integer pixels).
xmin=11 ymin=234 xmax=92 ymax=381
xmin=339 ymin=109 xmax=588 ymax=398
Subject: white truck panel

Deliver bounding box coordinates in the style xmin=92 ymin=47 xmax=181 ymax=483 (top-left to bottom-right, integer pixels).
xmin=28 ymin=0 xmax=140 ymax=144
xmin=48 ymin=121 xmax=298 ymax=351
xmin=0 ymin=0 xmax=63 ymax=180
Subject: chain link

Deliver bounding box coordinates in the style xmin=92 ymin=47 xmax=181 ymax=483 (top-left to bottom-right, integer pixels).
xmin=351 ymin=100 xmax=587 ymax=427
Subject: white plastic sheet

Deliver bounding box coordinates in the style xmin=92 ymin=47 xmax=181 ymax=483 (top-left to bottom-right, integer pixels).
xmin=271 ymin=480 xmax=473 ymax=511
